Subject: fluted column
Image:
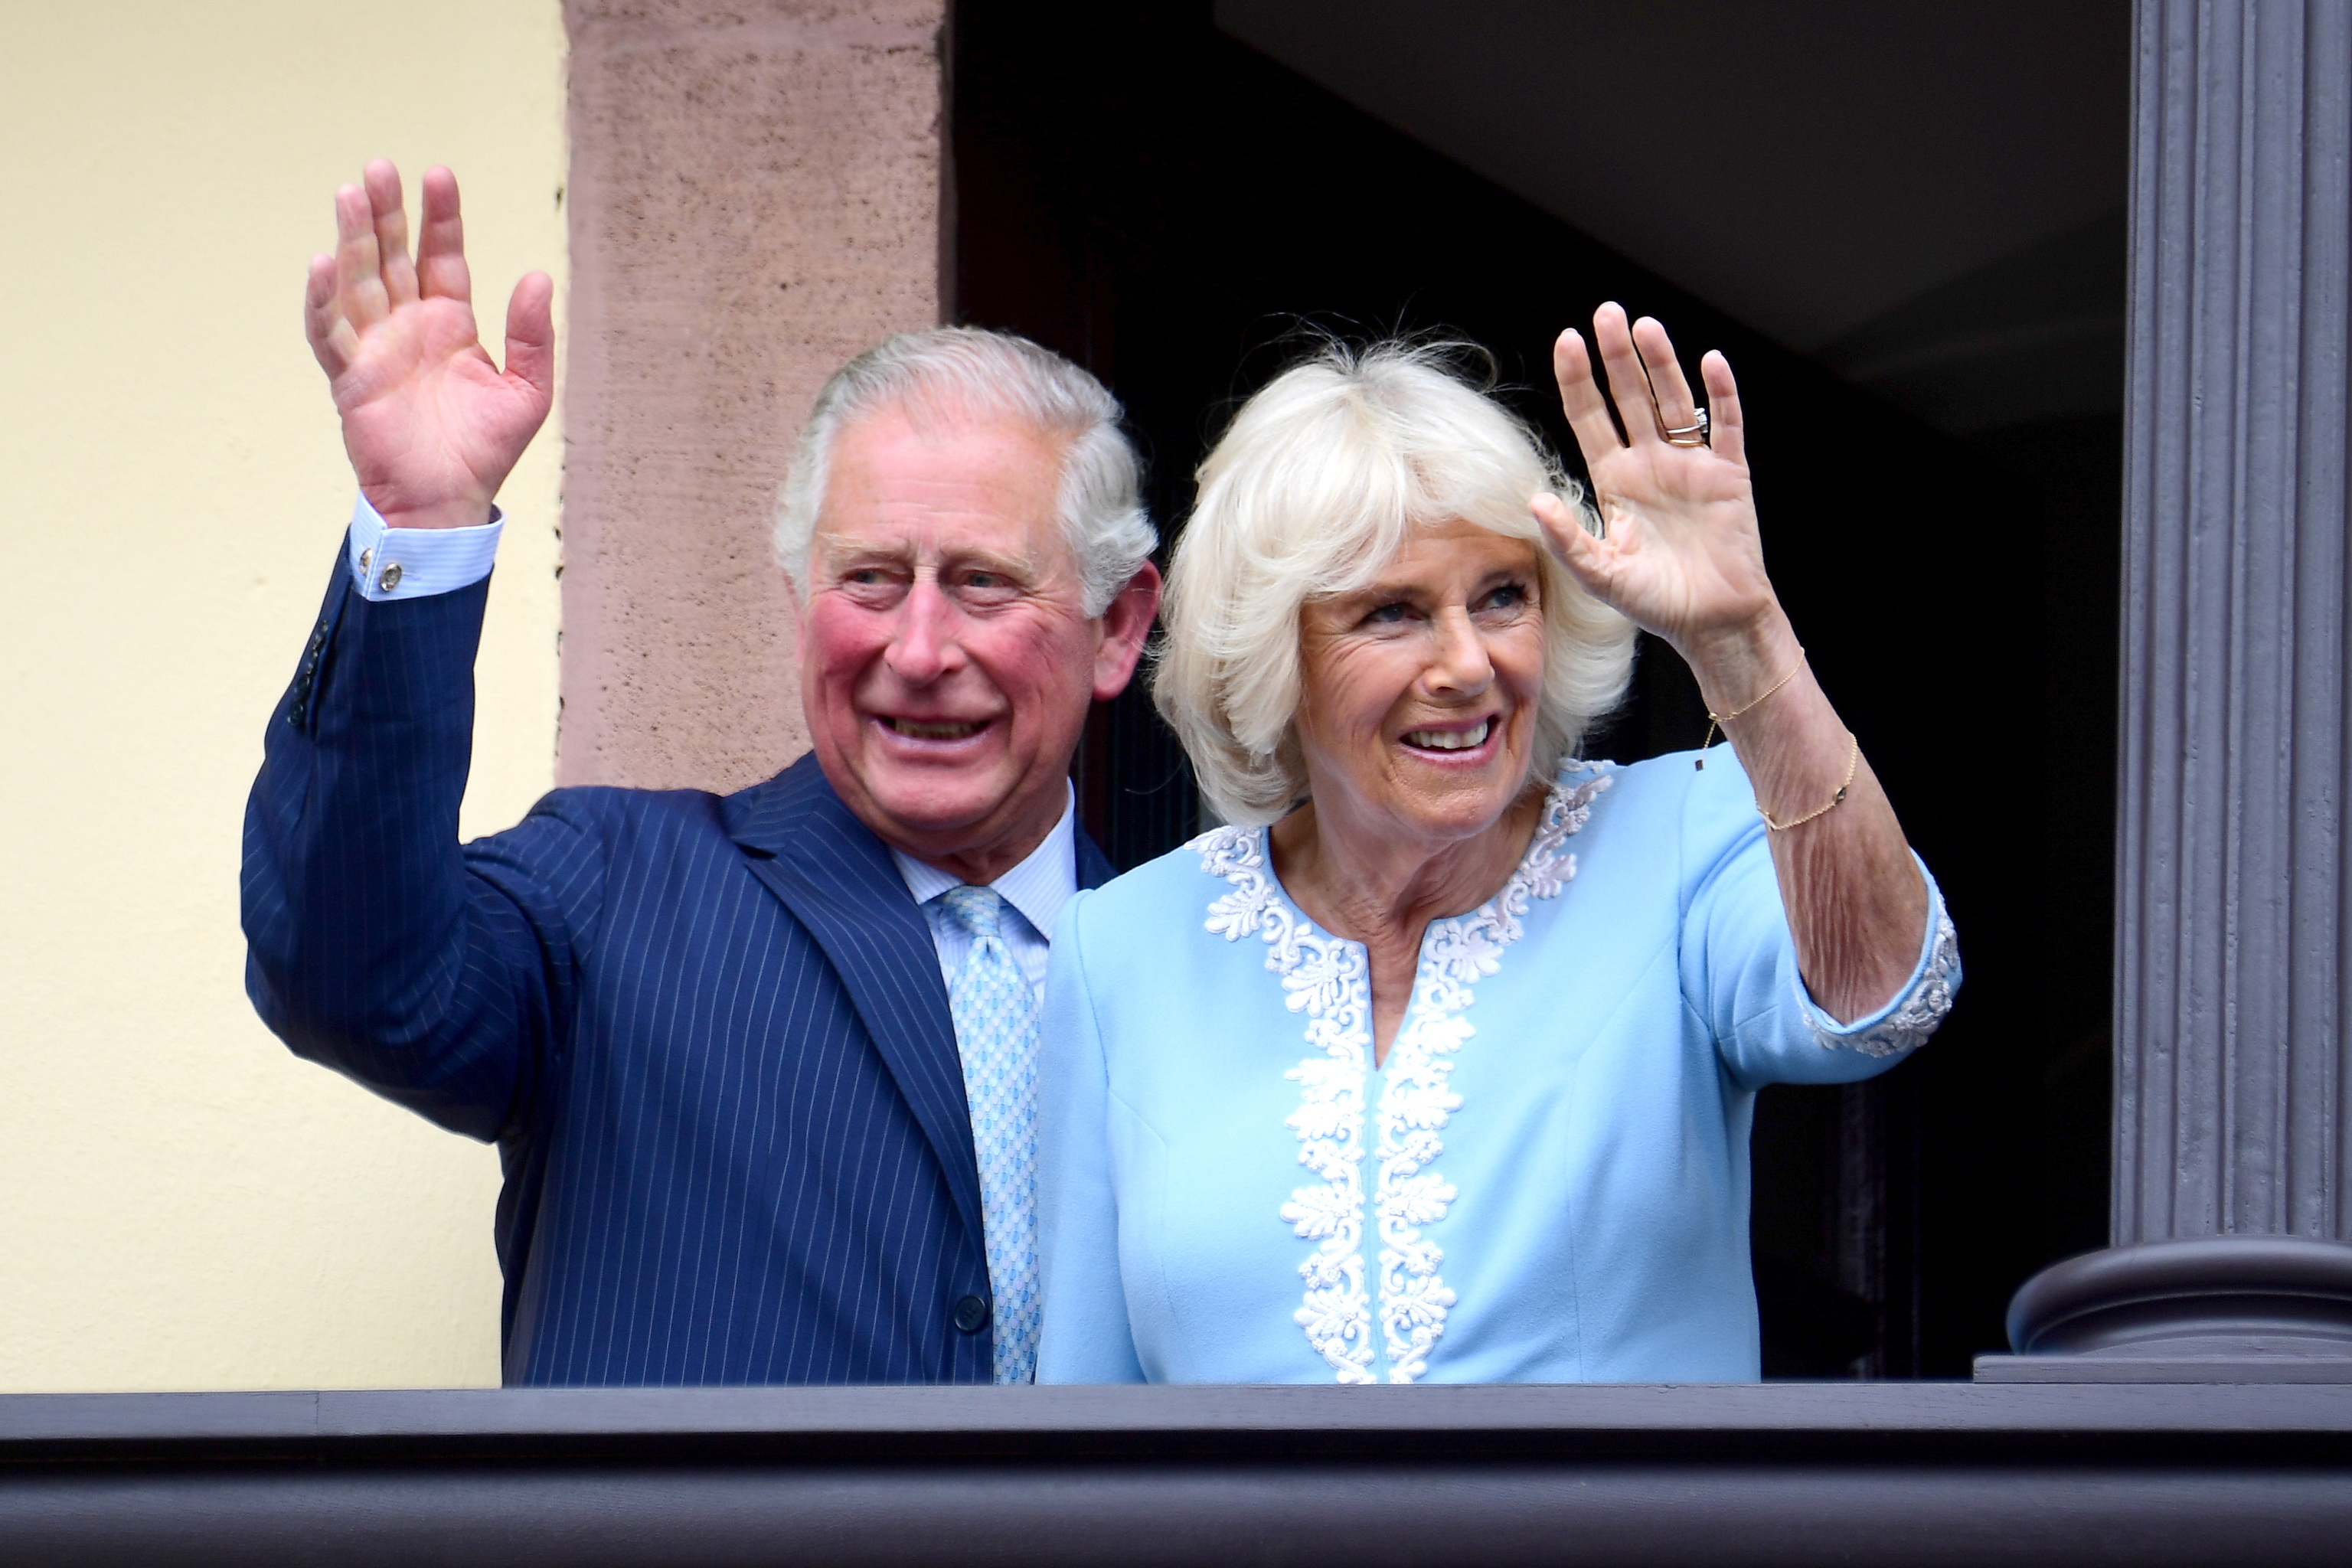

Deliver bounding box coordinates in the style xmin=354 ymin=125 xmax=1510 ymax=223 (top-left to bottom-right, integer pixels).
xmin=1995 ymin=0 xmax=2352 ymax=1374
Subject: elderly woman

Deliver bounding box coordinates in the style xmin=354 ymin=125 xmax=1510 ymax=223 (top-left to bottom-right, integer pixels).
xmin=1035 ymin=306 xmax=1958 ymax=1384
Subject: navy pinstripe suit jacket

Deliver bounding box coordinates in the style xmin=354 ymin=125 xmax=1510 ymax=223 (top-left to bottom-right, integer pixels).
xmin=242 ymin=551 xmax=1117 ymax=1385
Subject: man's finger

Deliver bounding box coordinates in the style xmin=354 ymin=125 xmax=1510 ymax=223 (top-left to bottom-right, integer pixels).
xmin=365 ymin=159 xmax=420 ymax=309
xmin=1700 ymin=351 xmax=1746 ymax=468
xmin=305 ymin=252 xmax=350 ymax=377
xmin=1590 ymin=303 xmax=1661 ymax=448
xmin=416 ymin=165 xmax=473 ymax=303
xmin=502 ymin=271 xmax=557 ymax=403
xmin=1553 ymin=329 xmax=1624 ymax=465
xmin=334 ymin=182 xmax=390 ymax=329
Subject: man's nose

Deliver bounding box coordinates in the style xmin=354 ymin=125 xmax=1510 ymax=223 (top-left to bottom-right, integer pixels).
xmin=1425 ymin=607 xmax=1496 ymax=695
xmin=884 ymin=578 xmax=964 ymax=682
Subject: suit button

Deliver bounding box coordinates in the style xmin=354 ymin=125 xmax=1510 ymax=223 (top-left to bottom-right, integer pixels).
xmin=953 ymin=1294 xmax=991 ymax=1334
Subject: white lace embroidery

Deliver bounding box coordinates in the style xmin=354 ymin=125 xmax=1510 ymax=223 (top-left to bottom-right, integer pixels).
xmin=1197 ymin=768 xmax=1611 ymax=1383
xmin=1805 ymin=906 xmax=1961 ymax=1059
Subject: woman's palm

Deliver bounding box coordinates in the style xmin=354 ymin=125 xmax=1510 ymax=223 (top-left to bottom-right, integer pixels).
xmin=1537 ymin=305 xmax=1775 ymax=655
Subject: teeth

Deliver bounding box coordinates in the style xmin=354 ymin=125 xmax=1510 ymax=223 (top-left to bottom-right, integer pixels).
xmin=890 ymin=719 xmax=985 ymax=740
xmin=1403 ymin=720 xmax=1491 ymax=751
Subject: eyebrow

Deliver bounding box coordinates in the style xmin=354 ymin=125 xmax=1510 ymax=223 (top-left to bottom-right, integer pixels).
xmin=813 ymin=536 xmax=1043 ymax=583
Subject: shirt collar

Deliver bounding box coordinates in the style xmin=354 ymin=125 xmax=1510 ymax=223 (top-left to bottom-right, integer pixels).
xmin=890 ymin=782 xmax=1079 ymax=940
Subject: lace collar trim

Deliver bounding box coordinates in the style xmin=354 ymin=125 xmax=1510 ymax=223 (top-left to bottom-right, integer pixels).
xmin=1191 ymin=767 xmax=1612 ymax=1383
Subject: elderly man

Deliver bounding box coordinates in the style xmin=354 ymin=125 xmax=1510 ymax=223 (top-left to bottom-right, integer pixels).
xmin=242 ymin=162 xmax=1159 ymax=1385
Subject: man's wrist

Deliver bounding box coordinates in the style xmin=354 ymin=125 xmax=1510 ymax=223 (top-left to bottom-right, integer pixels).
xmin=365 ymin=495 xmax=498 ymax=531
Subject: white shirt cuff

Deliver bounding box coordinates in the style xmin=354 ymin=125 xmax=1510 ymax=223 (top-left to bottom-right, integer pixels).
xmin=346 ymin=492 xmax=505 ymax=601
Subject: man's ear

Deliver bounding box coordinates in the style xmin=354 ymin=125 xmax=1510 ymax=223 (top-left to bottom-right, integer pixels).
xmin=1091 ymin=561 xmax=1164 ymax=701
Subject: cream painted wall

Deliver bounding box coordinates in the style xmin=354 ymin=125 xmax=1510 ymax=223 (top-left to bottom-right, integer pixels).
xmin=0 ymin=2 xmax=566 ymax=1390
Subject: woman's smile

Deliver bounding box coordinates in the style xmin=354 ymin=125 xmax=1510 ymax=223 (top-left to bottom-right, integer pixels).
xmin=1399 ymin=716 xmax=1493 ymax=753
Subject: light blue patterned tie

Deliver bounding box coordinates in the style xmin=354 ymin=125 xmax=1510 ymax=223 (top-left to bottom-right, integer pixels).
xmin=939 ymin=884 xmax=1042 ymax=1383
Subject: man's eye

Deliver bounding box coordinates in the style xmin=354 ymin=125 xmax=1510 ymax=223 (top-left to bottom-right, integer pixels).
xmin=957 ymin=570 xmax=1022 ymax=599
xmin=848 ymin=569 xmax=885 ymax=585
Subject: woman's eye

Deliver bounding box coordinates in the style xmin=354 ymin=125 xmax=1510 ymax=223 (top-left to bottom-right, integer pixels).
xmin=1479 ymin=583 xmax=1529 ymax=612
xmin=1364 ymin=602 xmax=1410 ymax=626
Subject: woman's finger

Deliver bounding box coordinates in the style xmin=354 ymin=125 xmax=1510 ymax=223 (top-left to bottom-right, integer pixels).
xmin=1700 ymin=350 xmax=1745 ymax=468
xmin=1552 ymin=329 xmax=1625 ymax=464
xmin=334 ymin=182 xmax=390 ymax=330
xmin=1589 ymin=302 xmax=1661 ymax=448
xmin=1633 ymin=316 xmax=1700 ymax=439
xmin=365 ymin=159 xmax=420 ymax=309
xmin=416 ymin=165 xmax=474 ymax=304
xmin=1530 ymin=491 xmax=1616 ymax=602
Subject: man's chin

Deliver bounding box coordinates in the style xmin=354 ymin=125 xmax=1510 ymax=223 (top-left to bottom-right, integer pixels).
xmin=855 ymin=770 xmax=1020 ymax=847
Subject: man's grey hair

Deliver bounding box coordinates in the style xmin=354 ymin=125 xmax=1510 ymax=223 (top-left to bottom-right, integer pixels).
xmin=774 ymin=326 xmax=1157 ymax=616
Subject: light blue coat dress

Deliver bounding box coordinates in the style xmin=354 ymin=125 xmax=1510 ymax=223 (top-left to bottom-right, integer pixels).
xmin=1035 ymin=747 xmax=1960 ymax=1384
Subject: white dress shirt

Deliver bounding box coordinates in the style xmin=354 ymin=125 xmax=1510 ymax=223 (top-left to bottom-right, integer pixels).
xmin=345 ymin=491 xmax=505 ymax=599
xmin=338 ymin=491 xmax=1080 ymax=998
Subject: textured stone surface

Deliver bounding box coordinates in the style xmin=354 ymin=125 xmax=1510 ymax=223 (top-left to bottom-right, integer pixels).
xmin=561 ymin=0 xmax=945 ymax=790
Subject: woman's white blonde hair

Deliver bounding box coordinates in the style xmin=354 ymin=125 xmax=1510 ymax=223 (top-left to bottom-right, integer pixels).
xmin=1155 ymin=339 xmax=1636 ymax=825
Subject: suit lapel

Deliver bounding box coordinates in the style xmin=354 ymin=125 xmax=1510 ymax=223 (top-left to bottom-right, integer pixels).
xmin=726 ymin=757 xmax=983 ymax=1252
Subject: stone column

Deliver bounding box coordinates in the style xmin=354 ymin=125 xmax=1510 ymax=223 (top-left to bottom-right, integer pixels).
xmin=1991 ymin=0 xmax=2352 ymax=1377
xmin=558 ymin=0 xmax=946 ymax=793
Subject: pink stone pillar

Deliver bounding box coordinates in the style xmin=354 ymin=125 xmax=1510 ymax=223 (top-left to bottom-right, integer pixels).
xmin=559 ymin=0 xmax=946 ymax=791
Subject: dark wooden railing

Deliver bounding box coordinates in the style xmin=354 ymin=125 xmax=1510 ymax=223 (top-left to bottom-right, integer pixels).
xmin=3 ymin=1382 xmax=2349 ymax=1566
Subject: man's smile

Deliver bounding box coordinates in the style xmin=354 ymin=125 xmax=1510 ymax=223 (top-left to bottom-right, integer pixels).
xmin=878 ymin=715 xmax=995 ymax=742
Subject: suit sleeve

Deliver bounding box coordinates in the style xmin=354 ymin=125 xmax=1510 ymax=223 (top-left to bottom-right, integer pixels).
xmin=1036 ymin=892 xmax=1148 ymax=1383
xmin=240 ymin=539 xmax=599 ymax=1142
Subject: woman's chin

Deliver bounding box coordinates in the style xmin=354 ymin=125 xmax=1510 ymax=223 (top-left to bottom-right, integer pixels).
xmin=1364 ymin=775 xmax=1528 ymax=847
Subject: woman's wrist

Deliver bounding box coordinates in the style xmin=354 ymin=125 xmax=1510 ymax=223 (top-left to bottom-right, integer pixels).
xmin=1675 ymin=603 xmax=1802 ymax=717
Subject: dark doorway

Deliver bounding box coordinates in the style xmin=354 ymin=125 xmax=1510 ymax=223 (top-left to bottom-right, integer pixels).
xmin=951 ymin=2 xmax=2127 ymax=1376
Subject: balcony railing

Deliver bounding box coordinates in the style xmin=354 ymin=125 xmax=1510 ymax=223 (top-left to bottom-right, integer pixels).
xmin=4 ymin=1382 xmax=2348 ymax=1565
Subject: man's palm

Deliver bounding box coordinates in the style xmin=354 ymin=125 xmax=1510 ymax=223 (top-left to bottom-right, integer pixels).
xmin=307 ymin=162 xmax=554 ymax=531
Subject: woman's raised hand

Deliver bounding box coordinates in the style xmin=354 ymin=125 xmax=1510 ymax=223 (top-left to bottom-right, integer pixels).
xmin=1530 ymin=304 xmax=1777 ymax=665
xmin=305 ymin=162 xmax=554 ymax=531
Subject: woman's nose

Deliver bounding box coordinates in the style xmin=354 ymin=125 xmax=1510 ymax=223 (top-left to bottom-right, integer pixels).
xmin=1425 ymin=607 xmax=1495 ymax=694
xmin=885 ymin=578 xmax=964 ymax=681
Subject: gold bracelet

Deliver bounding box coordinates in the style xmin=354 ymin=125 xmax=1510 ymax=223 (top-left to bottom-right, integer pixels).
xmin=1696 ymin=646 xmax=1805 ymax=769
xmin=1759 ymin=732 xmax=1860 ymax=832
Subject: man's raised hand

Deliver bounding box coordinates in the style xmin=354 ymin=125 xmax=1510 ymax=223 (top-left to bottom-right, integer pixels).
xmin=305 ymin=162 xmax=554 ymax=531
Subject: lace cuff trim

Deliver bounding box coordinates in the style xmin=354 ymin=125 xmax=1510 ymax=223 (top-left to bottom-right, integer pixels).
xmin=1798 ymin=872 xmax=1960 ymax=1059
